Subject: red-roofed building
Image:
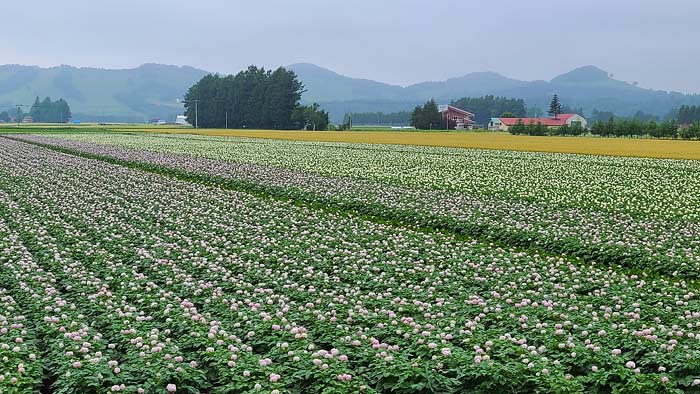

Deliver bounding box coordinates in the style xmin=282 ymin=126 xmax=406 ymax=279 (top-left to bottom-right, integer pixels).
xmin=489 ymin=114 xmax=587 ymax=131
xmin=438 ymin=105 xmax=475 ymax=130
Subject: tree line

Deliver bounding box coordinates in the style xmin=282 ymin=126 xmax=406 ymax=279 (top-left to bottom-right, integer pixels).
xmin=343 ymin=111 xmax=411 ymax=126
xmin=678 ymin=105 xmax=700 ymax=125
xmin=588 ymin=118 xmax=698 ymax=139
xmin=29 ymin=97 xmax=72 ymax=123
xmin=0 ymin=97 xmax=72 ymax=123
xmin=451 ymin=95 xmax=526 ymax=126
xmin=509 ymin=122 xmax=587 ymax=136
xmin=184 ymin=66 xmax=328 ymax=130
xmin=508 ymin=117 xmax=693 ymax=139
xmin=410 ymin=100 xmax=443 ymax=130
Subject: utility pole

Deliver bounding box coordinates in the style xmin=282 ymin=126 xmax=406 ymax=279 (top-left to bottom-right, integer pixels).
xmin=225 ymin=111 xmax=228 ymax=129
xmin=194 ymin=100 xmax=199 ymax=128
xmin=16 ymin=104 xmax=21 ymax=128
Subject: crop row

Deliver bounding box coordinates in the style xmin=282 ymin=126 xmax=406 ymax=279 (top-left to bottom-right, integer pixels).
xmin=51 ymin=132 xmax=700 ymax=221
xmin=1 ymin=138 xmax=700 ymax=392
xmin=15 ymin=134 xmax=700 ymax=279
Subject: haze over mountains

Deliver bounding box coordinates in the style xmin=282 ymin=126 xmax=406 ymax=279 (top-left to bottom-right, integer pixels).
xmin=0 ymin=64 xmax=206 ymax=123
xmin=289 ymin=63 xmax=700 ymax=122
xmin=1 ymin=62 xmax=698 ymax=123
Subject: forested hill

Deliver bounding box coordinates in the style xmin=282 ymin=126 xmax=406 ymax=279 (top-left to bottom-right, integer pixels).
xmin=2 ymin=62 xmax=700 ymax=124
xmin=0 ymin=64 xmax=207 ymax=122
xmin=288 ymin=63 xmax=700 ymax=122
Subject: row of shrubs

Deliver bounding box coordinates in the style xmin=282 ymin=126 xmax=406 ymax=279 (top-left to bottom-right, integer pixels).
xmin=509 ymin=118 xmax=700 ymax=139
xmin=508 ymin=122 xmax=586 ymax=136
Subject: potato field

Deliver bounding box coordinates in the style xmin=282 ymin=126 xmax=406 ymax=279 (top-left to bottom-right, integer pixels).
xmin=1 ymin=132 xmax=700 ymax=393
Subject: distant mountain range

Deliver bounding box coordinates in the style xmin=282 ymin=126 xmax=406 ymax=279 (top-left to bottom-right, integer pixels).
xmin=0 ymin=62 xmax=698 ymax=123
xmin=288 ymin=63 xmax=700 ymax=122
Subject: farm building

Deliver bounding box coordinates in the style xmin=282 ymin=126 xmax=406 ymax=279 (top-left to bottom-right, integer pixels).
xmin=488 ymin=118 xmax=503 ymax=131
xmin=438 ymin=105 xmax=475 ymax=130
xmin=489 ymin=114 xmax=587 ymax=131
xmin=175 ymin=115 xmax=190 ymax=126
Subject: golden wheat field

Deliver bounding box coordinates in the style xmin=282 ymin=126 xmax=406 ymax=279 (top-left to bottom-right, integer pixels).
xmin=115 ymin=128 xmax=700 ymax=160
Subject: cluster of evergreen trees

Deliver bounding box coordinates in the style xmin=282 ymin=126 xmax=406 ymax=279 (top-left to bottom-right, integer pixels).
xmin=27 ymin=97 xmax=72 ymax=123
xmin=0 ymin=98 xmax=71 ymax=123
xmin=343 ymin=111 xmax=411 ymax=126
xmin=184 ymin=66 xmax=328 ymax=130
xmin=410 ymin=100 xmax=443 ymax=130
xmin=451 ymin=95 xmax=526 ymax=126
xmin=677 ymin=105 xmax=700 ymax=125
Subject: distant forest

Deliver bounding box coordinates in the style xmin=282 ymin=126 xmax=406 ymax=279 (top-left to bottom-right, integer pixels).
xmin=339 ymin=97 xmax=698 ymax=132
xmin=451 ymin=96 xmax=526 ymax=126
xmin=344 ymin=111 xmax=412 ymax=125
xmin=678 ymin=105 xmax=700 ymax=124
xmin=346 ymin=96 xmax=528 ymax=127
xmin=29 ymin=97 xmax=72 ymax=123
xmin=0 ymin=97 xmax=71 ymax=123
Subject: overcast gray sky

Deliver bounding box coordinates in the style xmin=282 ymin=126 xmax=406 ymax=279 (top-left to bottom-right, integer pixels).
xmin=3 ymin=0 xmax=699 ymax=92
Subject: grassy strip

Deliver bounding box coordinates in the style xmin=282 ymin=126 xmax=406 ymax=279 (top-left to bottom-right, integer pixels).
xmin=4 ymin=135 xmax=691 ymax=281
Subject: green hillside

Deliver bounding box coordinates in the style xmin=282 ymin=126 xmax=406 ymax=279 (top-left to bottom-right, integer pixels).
xmin=2 ymin=62 xmax=699 ymax=124
xmin=0 ymin=63 xmax=207 ymax=122
xmin=289 ymin=64 xmax=700 ymax=122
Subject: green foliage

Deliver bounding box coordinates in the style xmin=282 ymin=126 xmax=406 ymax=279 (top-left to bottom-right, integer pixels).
xmin=590 ymin=109 xmax=616 ymax=123
xmin=677 ymin=105 xmax=700 ymax=124
xmin=184 ymin=66 xmax=306 ymax=129
xmin=508 ymin=121 xmax=548 ymax=136
xmin=499 ymin=112 xmax=517 ymax=118
xmin=678 ymin=123 xmax=700 ymax=140
xmin=343 ymin=111 xmax=411 ymax=126
xmin=527 ymin=107 xmax=544 ymax=118
xmin=0 ymin=64 xmax=207 ymax=122
xmin=561 ymin=105 xmax=583 ymax=116
xmin=631 ymin=110 xmax=659 ymax=123
xmin=292 ymin=103 xmax=330 ymax=131
xmin=28 ymin=97 xmax=72 ymax=123
xmin=548 ymin=94 xmax=562 ymax=118
xmin=451 ymin=95 xmax=526 ymax=126
xmin=410 ymin=99 xmax=443 ymax=130
xmin=590 ymin=118 xmax=680 ymax=138
xmin=508 ymin=120 xmax=526 ymax=135
xmin=12 ymin=132 xmax=700 ymax=393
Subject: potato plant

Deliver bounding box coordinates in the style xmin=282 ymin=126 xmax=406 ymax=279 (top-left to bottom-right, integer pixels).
xmin=1 ymin=136 xmax=699 ymax=393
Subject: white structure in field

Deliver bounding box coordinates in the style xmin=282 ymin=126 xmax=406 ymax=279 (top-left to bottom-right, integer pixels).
xmin=175 ymin=115 xmax=190 ymax=126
